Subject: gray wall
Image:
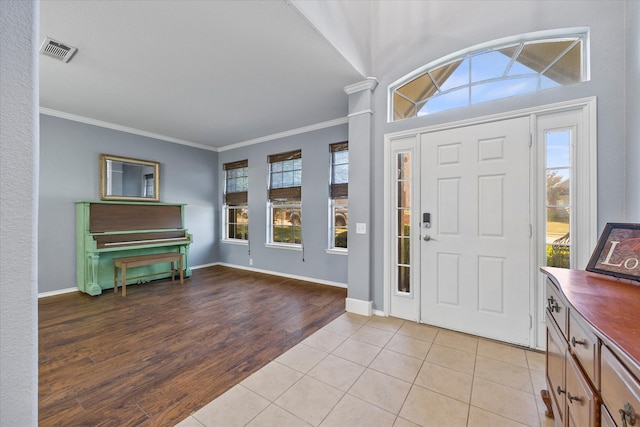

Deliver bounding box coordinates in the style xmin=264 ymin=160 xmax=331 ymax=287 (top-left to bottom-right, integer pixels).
xmin=39 ymin=115 xmax=218 ymax=293
xmin=0 ymin=1 xmax=38 ymax=424
xmin=365 ymin=1 xmax=631 ymax=310
xmin=626 ymin=0 xmax=640 ymax=221
xmin=39 ymin=118 xmax=349 ymax=294
xmin=218 ymin=125 xmax=348 ymax=285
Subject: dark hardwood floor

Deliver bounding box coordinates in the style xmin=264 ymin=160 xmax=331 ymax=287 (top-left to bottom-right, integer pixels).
xmin=39 ymin=265 xmax=347 ymax=426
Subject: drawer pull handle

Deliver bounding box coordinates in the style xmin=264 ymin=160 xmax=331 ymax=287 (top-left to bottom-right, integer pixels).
xmin=556 ymin=386 xmax=566 ymax=395
xmin=620 ymin=402 xmax=636 ymax=427
xmin=547 ymin=297 xmax=560 ymax=313
xmin=567 ymin=392 xmax=583 ymax=404
xmin=571 ymin=336 xmax=586 ymax=347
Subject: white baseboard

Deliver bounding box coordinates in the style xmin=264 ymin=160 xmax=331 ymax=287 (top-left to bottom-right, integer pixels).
xmin=215 ymin=262 xmax=348 ymax=289
xmin=38 ymin=262 xmax=349 ymax=298
xmin=190 ymin=262 xmax=218 ymax=270
xmin=345 ymin=297 xmax=373 ymax=316
xmin=38 ymin=287 xmax=78 ymax=298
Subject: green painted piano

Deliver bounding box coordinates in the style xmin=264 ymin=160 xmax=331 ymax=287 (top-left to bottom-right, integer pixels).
xmin=76 ymin=201 xmax=192 ymax=295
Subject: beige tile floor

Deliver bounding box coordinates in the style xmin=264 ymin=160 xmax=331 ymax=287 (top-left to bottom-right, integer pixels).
xmin=175 ymin=313 xmax=556 ymax=427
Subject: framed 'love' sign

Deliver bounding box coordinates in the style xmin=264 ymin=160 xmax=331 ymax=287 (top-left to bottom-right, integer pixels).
xmin=586 ymin=223 xmax=640 ymax=283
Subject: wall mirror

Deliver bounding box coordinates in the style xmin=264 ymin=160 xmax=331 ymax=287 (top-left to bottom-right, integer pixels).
xmin=99 ymin=154 xmax=160 ymax=202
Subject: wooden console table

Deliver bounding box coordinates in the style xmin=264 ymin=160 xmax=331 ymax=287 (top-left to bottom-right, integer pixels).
xmin=540 ymin=267 xmax=640 ymax=427
xmin=114 ymin=252 xmax=183 ymax=297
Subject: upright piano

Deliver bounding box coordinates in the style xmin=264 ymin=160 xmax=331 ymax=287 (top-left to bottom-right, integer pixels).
xmin=76 ymin=201 xmax=192 ymax=295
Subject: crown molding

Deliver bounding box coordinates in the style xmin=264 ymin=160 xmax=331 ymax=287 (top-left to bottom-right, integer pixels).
xmin=40 ymin=108 xmax=349 ymax=153
xmin=39 ymin=107 xmax=218 ymax=152
xmin=218 ymin=116 xmax=349 ymax=152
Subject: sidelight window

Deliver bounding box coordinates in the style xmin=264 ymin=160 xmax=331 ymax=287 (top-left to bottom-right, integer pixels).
xmin=395 ymin=151 xmax=412 ymax=293
xmin=545 ymin=130 xmax=572 ymax=268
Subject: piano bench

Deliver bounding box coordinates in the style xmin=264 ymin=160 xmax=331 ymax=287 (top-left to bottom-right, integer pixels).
xmin=113 ymin=252 xmax=183 ymax=297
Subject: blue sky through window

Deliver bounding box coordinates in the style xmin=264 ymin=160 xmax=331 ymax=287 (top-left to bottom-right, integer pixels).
xmin=418 ymin=51 xmax=563 ymax=116
xmin=397 ymin=36 xmax=585 ymax=120
xmin=439 ymin=58 xmax=469 ymax=91
xmin=471 ymin=51 xmax=510 ymax=82
xmin=546 ymin=130 xmax=571 ymax=168
xmin=546 ymin=130 xmax=571 ymax=181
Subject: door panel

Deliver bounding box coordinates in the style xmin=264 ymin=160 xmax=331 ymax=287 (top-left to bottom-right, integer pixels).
xmin=437 ymin=252 xmax=460 ymax=305
xmin=420 ymin=117 xmax=531 ymax=345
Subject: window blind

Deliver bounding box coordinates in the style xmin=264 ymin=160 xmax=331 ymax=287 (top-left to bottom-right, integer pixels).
xmin=268 ymin=149 xmax=301 ymax=202
xmin=224 ymin=159 xmax=248 ymax=205
xmin=224 ymin=159 xmax=248 ymax=171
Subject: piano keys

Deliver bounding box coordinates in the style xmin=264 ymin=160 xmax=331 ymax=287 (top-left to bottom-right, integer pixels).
xmin=76 ymin=201 xmax=192 ymax=295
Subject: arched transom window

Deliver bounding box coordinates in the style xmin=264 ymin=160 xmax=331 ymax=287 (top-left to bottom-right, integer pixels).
xmin=391 ymin=30 xmax=589 ymax=121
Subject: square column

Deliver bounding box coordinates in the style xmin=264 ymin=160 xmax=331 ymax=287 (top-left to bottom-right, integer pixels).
xmin=344 ymin=78 xmax=377 ymax=315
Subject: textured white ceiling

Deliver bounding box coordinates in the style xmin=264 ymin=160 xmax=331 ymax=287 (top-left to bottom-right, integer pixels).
xmin=39 ymin=1 xmax=364 ymax=150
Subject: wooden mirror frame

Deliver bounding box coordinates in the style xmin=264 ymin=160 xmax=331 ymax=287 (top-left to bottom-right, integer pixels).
xmin=99 ymin=154 xmax=160 ymax=202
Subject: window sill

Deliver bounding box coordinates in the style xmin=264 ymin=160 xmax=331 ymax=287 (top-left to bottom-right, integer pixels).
xmin=265 ymin=243 xmax=302 ymax=251
xmin=221 ymin=239 xmax=248 ymax=246
xmin=325 ymin=248 xmax=348 ymax=256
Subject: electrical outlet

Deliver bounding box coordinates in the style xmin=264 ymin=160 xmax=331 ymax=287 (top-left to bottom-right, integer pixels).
xmin=249 ymin=258 xmax=253 ymax=266
xmin=356 ymin=223 xmax=366 ymax=234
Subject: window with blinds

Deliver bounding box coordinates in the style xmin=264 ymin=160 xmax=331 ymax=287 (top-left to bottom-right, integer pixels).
xmin=329 ymin=142 xmax=348 ymax=250
xmin=268 ymin=150 xmax=302 ymax=245
xmin=223 ymin=160 xmax=248 ymax=241
xmin=224 ymin=160 xmax=248 ymax=205
xmin=268 ymin=150 xmax=302 ymax=201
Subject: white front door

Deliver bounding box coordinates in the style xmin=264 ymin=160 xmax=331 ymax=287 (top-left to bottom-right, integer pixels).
xmin=419 ymin=117 xmax=531 ymax=345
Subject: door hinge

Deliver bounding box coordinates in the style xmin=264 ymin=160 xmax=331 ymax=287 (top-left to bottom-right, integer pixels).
xmin=529 ymin=133 xmax=533 ymax=147
xmin=530 ymin=315 xmax=533 ymax=329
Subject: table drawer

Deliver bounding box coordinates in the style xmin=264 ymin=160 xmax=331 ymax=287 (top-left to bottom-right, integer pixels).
xmin=566 ymin=354 xmax=598 ymax=427
xmin=569 ymin=310 xmax=599 ymax=386
xmin=547 ymin=317 xmax=566 ymax=425
xmin=546 ymin=279 xmax=568 ymax=339
xmin=601 ymin=345 xmax=640 ymax=427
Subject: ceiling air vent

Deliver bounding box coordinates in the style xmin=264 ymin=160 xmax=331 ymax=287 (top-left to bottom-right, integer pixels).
xmin=40 ymin=37 xmax=77 ymax=63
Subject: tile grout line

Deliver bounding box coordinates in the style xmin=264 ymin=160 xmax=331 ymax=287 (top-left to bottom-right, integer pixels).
xmin=247 ymin=316 xmax=371 ymax=427
xmin=394 ymin=326 xmax=438 ymax=426
xmin=316 ymin=316 xmax=404 ymax=425
xmin=187 ymin=314 xmax=547 ymax=427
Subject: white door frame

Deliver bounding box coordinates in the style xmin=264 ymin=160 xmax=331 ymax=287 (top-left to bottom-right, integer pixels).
xmin=383 ymin=97 xmax=597 ymax=349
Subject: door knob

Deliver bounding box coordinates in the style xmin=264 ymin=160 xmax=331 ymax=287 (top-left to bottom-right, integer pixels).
xmin=423 ymin=235 xmax=437 ymax=241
